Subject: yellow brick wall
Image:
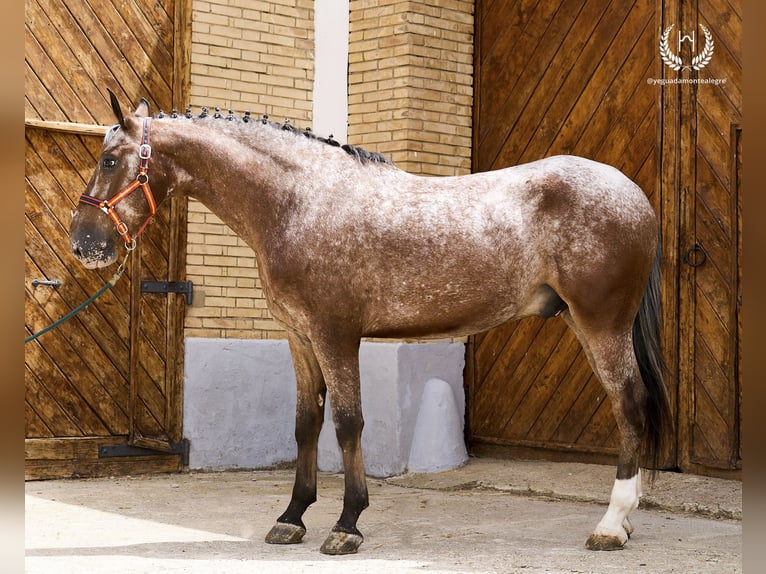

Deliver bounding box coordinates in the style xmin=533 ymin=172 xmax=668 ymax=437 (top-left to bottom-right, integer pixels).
xmin=185 ymin=0 xmax=474 ymax=339
xmin=348 ymin=0 xmax=474 ymax=176
xmin=185 ymin=0 xmax=314 ymax=339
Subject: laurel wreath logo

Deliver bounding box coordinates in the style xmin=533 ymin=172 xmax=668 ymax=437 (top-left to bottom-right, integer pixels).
xmin=691 ymin=25 xmax=714 ymax=70
xmin=659 ymin=25 xmax=682 ymax=70
xmin=660 ymin=24 xmax=714 ymax=72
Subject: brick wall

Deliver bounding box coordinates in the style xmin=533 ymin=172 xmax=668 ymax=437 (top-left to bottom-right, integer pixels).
xmin=348 ymin=0 xmax=474 ymax=176
xmin=185 ymin=0 xmax=314 ymax=339
xmin=185 ymin=0 xmax=474 ymax=339
xmin=189 ymin=0 xmax=314 ymax=116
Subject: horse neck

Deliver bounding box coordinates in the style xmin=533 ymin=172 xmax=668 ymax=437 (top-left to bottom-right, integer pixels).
xmin=152 ymin=119 xmax=308 ymax=249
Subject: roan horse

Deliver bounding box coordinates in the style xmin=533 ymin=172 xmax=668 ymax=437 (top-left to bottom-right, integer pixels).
xmin=70 ymin=92 xmax=672 ymax=555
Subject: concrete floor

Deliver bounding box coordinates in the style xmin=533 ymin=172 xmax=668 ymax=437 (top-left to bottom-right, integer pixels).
xmin=25 ymin=458 xmax=741 ymax=574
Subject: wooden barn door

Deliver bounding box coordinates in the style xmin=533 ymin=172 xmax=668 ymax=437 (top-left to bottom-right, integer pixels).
xmin=469 ymin=0 xmax=742 ymax=477
xmin=669 ymin=0 xmax=742 ymax=475
xmin=24 ymin=0 xmax=191 ymax=479
xmin=468 ymin=0 xmax=663 ymax=465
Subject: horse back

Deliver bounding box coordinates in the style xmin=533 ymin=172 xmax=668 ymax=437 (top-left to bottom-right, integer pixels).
xmin=263 ymin=155 xmax=656 ymax=339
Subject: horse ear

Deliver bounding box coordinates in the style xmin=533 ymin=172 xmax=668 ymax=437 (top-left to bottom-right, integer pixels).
xmin=134 ymin=98 xmax=151 ymax=118
xmin=107 ymin=88 xmax=126 ymax=128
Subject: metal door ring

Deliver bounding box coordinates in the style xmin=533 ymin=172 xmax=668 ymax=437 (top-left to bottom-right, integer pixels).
xmin=683 ymin=243 xmax=707 ymax=267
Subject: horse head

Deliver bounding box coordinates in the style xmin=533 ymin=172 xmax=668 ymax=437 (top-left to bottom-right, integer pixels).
xmin=70 ymin=90 xmax=160 ymax=268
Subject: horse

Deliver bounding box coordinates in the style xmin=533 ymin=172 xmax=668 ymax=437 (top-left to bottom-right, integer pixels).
xmin=70 ymin=91 xmax=673 ymax=555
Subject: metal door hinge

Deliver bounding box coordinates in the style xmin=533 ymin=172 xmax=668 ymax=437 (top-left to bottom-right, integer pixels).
xmin=98 ymin=439 xmax=190 ymax=466
xmin=141 ymin=280 xmax=193 ymax=304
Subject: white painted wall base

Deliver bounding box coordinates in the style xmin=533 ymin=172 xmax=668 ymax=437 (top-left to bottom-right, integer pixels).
xmin=183 ymin=339 xmax=297 ymax=470
xmin=407 ymin=378 xmax=469 ymax=473
xmin=183 ymin=338 xmax=467 ymax=477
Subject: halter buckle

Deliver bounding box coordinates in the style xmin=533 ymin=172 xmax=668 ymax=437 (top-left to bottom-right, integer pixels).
xmin=139 ymin=143 xmax=152 ymax=160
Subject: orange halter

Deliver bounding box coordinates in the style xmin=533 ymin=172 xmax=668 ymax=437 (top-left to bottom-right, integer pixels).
xmin=79 ymin=118 xmax=157 ymax=245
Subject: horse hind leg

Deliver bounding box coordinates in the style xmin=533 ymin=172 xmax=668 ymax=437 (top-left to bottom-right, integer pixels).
xmin=589 ymin=336 xmax=648 ymax=551
xmin=561 ymin=312 xmax=648 ymax=550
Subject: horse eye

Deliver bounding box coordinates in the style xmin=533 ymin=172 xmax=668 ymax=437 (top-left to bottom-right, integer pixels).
xmin=102 ymin=157 xmax=117 ymax=169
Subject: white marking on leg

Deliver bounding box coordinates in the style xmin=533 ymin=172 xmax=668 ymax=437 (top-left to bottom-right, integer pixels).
xmin=593 ymin=471 xmax=642 ymax=541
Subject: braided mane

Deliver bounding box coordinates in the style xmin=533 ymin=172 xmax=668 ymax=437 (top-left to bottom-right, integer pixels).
xmin=154 ymin=107 xmax=394 ymax=166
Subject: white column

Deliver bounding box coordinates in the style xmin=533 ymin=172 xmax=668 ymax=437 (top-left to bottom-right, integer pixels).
xmin=312 ymin=0 xmax=350 ymax=144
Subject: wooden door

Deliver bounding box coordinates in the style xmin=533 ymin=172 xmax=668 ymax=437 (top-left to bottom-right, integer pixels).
xmin=469 ymin=0 xmax=742 ymax=478
xmin=670 ymin=0 xmax=742 ymax=475
xmin=24 ymin=0 xmax=191 ymax=479
xmin=469 ymin=0 xmax=663 ymax=464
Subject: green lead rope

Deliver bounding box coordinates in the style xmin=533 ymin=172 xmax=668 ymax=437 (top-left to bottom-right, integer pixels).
xmin=25 ymin=244 xmax=134 ymax=344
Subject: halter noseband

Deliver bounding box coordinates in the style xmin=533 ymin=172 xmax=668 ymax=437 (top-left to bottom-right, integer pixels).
xmin=79 ymin=118 xmax=157 ymax=245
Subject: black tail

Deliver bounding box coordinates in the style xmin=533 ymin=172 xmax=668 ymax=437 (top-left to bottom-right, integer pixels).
xmin=632 ymin=242 xmax=674 ymax=476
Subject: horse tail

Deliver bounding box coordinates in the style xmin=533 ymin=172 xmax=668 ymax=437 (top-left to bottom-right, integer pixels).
xmin=632 ymin=241 xmax=674 ymax=476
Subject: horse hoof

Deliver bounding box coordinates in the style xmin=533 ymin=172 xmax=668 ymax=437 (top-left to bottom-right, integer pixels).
xmin=319 ymin=530 xmax=364 ymax=555
xmin=265 ymin=522 xmax=306 ymax=544
xmin=585 ymin=532 xmax=628 ymax=551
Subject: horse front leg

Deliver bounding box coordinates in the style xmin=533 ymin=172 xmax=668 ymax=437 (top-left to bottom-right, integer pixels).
xmin=314 ymin=337 xmax=368 ymax=555
xmin=265 ymin=332 xmax=326 ymax=545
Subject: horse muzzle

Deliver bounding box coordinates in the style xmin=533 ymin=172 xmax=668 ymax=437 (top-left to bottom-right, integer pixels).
xmin=70 ymin=232 xmax=119 ymax=269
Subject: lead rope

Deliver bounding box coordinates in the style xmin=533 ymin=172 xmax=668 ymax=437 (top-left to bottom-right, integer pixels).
xmin=25 ymin=240 xmax=136 ymax=344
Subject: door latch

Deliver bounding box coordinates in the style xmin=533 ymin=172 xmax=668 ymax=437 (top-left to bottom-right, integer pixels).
xmin=31 ymin=279 xmax=62 ymax=287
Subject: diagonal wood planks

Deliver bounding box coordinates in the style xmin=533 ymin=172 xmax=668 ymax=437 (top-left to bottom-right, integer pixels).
xmin=471 ymin=0 xmax=741 ymax=476
xmin=470 ymin=0 xmax=657 ymax=460
xmin=25 ymin=0 xmax=188 ymax=478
